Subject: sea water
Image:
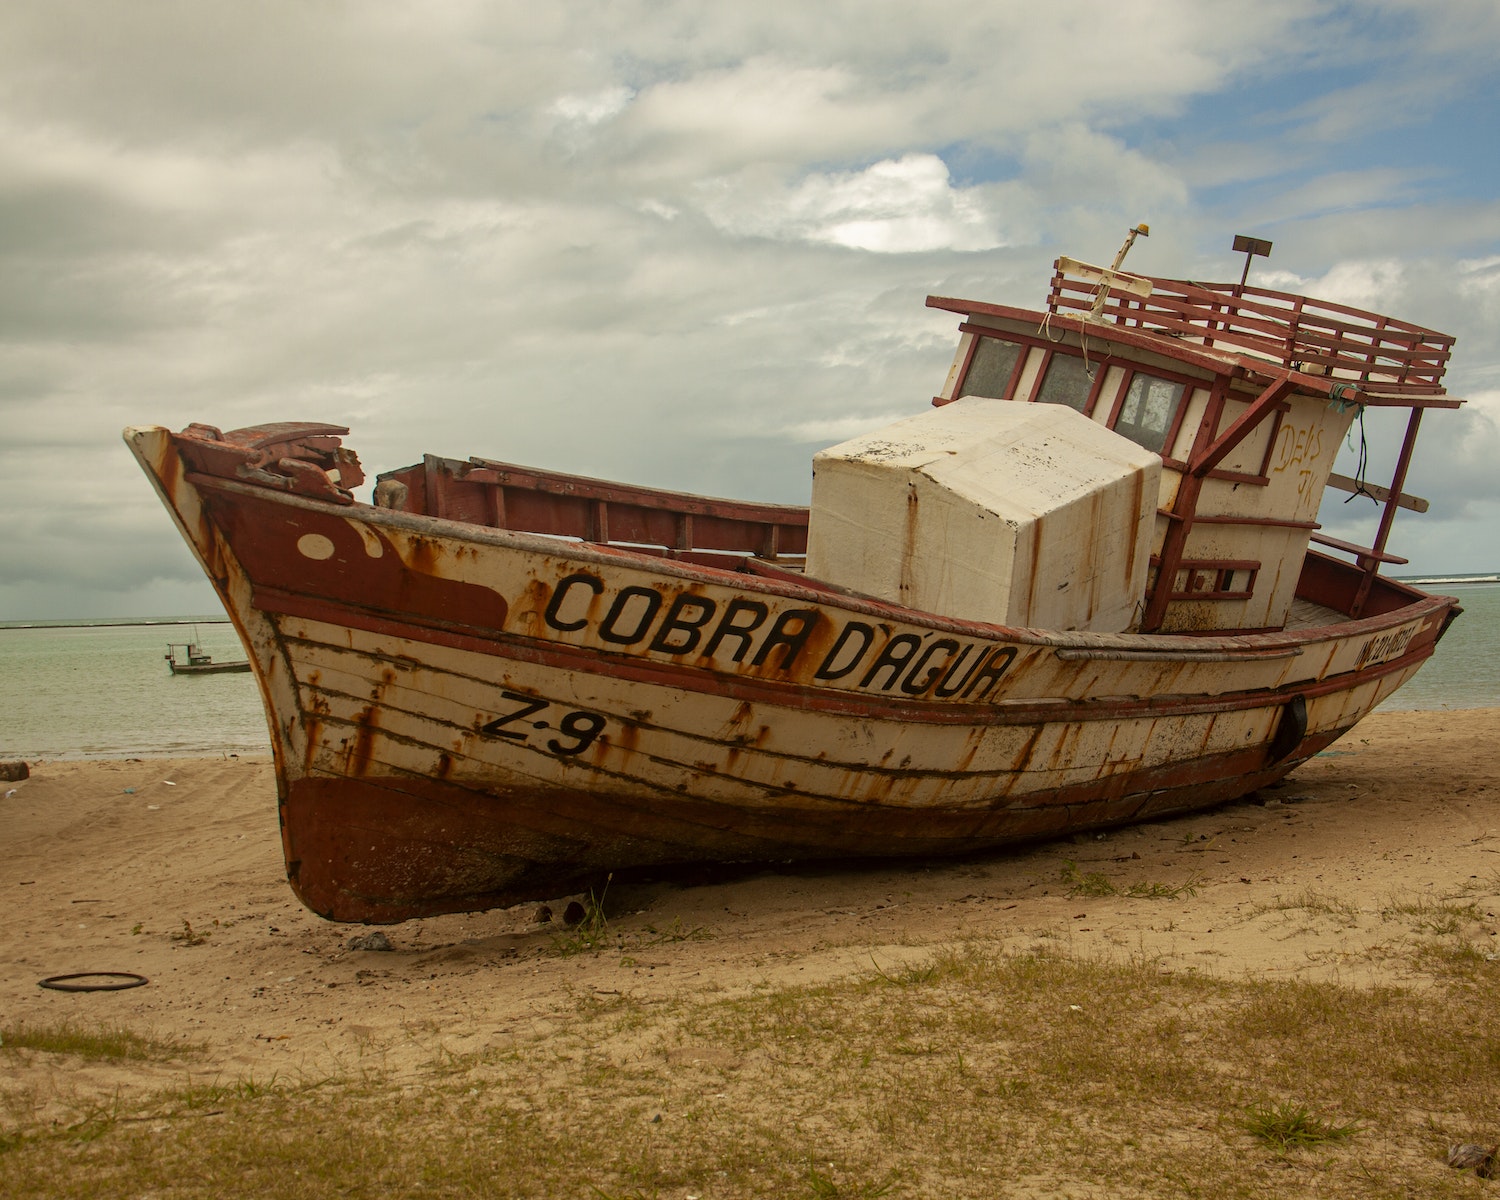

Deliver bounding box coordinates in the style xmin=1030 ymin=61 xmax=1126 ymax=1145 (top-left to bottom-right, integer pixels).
xmin=1375 ymin=581 xmax=1500 ymax=711
xmin=0 ymin=619 xmax=268 ymax=760
xmin=2 ymin=586 xmax=1497 ymax=760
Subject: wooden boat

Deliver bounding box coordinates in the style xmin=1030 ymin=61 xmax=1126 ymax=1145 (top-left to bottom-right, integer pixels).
xmin=125 ymin=238 xmax=1464 ymax=923
xmin=164 ymin=640 xmax=252 ymax=675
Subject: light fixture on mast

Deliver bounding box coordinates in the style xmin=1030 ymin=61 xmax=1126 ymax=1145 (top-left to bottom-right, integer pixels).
xmin=1232 ymin=234 xmax=1272 ymax=289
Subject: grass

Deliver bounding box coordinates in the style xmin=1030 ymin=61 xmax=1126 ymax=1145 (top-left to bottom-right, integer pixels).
xmin=805 ymin=1162 xmax=900 ymax=1197
xmin=170 ymin=918 xmax=211 ymax=946
xmin=1380 ymin=894 xmax=1482 ymax=935
xmin=553 ymin=879 xmax=715 ymax=959
xmin=1062 ymin=860 xmax=1201 ymax=900
xmin=641 ymin=916 xmax=711 ymax=946
xmin=552 ymin=876 xmax=615 ymax=956
xmin=4 ymin=944 xmax=1500 ymax=1197
xmin=1240 ymin=1099 xmax=1360 ymax=1152
xmin=1249 ymin=889 xmax=1364 ymax=926
xmin=0 ymin=1022 xmax=194 ymax=1063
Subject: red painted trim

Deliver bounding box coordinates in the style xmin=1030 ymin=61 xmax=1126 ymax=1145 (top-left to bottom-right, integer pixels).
xmin=1256 ymin=407 xmax=1286 ymax=479
xmin=1043 ymin=274 xmax=1454 ymax=392
xmin=933 ymin=296 xmax=1249 ymax=377
xmin=958 ymin=327 xmax=1221 ymax=456
xmin=1192 ymin=514 xmax=1319 ymax=530
xmin=1156 ymin=557 xmax=1261 ymax=571
xmin=951 ymin=328 xmax=982 ymax=400
xmin=1102 ymin=366 xmax=1192 ymax=455
xmin=1207 ymin=468 xmax=1272 ymax=487
xmin=1024 ymin=346 xmax=1056 ymax=403
xmin=1082 ymin=355 xmax=1109 ymax=417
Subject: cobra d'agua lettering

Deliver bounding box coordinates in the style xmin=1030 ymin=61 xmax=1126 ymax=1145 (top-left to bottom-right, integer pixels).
xmin=538 ymin=571 xmax=1016 ymax=699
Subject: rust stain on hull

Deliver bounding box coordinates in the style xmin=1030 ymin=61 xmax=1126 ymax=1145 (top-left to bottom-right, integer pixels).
xmin=281 ymin=726 xmax=1346 ymax=924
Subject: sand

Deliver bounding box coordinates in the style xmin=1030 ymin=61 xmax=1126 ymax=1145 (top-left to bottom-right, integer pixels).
xmin=4 ymin=708 xmax=1498 ymax=1087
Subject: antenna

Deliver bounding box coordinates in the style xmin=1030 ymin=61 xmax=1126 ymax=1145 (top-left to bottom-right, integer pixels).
xmin=1109 ymin=222 xmax=1150 ymax=273
xmin=1232 ymin=234 xmax=1272 ymax=289
xmin=1087 ymin=223 xmax=1150 ymax=319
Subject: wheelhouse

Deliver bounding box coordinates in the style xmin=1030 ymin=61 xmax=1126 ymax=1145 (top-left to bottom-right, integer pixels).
xmin=926 ymin=258 xmax=1460 ymax=635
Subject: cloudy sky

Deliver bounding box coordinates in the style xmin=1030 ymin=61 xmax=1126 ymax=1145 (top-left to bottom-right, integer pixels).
xmin=3 ymin=1 xmax=1498 ymax=621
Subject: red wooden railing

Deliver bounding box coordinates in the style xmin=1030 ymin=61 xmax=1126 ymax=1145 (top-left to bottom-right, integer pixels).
xmin=378 ymin=455 xmax=809 ymax=564
xmin=1046 ymin=267 xmax=1454 ymax=396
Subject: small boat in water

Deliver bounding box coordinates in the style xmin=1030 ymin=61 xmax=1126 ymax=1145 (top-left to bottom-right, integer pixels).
xmin=164 ymin=640 xmax=251 ymax=675
xmin=126 ymin=231 xmax=1464 ymax=923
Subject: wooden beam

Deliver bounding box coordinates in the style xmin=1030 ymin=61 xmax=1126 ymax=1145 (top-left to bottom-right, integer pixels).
xmin=1055 ymin=256 xmax=1155 ymax=297
xmin=1325 ymin=473 xmax=1428 ymax=513
xmin=1190 ymin=372 xmax=1298 ymax=478
xmin=1309 ymin=532 xmax=1408 ymax=565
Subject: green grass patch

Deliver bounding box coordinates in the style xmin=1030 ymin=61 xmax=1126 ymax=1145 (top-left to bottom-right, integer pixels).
xmin=0 ymin=1022 xmax=194 ymax=1063
xmin=1239 ymin=1099 xmax=1359 ymax=1152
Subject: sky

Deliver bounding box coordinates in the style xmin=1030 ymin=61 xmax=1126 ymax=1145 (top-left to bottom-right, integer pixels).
xmin=3 ymin=0 xmax=1499 ymax=621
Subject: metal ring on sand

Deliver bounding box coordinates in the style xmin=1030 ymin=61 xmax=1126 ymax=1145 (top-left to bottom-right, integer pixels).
xmin=38 ymin=972 xmax=150 ymax=993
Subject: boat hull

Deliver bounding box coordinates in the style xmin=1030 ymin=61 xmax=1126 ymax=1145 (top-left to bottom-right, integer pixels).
xmin=168 ymin=661 xmax=252 ymax=675
xmin=126 ymin=425 xmax=1458 ymax=923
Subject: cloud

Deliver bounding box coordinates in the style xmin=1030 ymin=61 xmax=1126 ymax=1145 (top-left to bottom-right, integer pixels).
xmin=1261 ymin=259 xmax=1409 ymax=312
xmin=697 ymin=154 xmax=1005 ymax=253
xmin=0 ymin=2 xmax=1498 ymax=621
xmin=549 ymin=86 xmax=635 ymax=128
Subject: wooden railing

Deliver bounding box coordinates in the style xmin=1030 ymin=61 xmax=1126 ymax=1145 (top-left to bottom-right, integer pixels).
xmin=1047 ymin=265 xmax=1454 ymax=395
xmin=378 ymin=455 xmax=809 ymax=563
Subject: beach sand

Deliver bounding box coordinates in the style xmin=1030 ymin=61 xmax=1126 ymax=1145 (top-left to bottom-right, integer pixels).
xmin=4 ymin=708 xmax=1498 ymax=1094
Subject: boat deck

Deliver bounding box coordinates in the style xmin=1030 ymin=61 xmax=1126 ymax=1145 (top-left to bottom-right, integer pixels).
xmin=1284 ymin=597 xmax=1348 ymax=631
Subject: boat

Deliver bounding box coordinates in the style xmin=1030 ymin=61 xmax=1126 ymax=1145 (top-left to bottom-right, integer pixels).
xmin=125 ymin=231 xmax=1464 ymax=923
xmin=164 ymin=640 xmax=252 ymax=675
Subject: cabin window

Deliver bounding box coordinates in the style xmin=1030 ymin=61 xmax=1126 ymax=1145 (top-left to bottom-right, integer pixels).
xmin=1113 ymin=372 xmax=1186 ymax=455
xmin=1033 ymin=353 xmax=1091 ymax=411
xmin=1165 ymin=561 xmax=1258 ymax=601
xmin=958 ymin=336 xmax=1022 ymax=399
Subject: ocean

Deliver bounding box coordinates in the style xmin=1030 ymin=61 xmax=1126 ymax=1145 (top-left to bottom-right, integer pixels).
xmin=2 ymin=585 xmax=1497 ymax=760
xmin=1 ymin=619 xmax=269 ymax=760
xmin=1374 ymin=580 xmax=1500 ymax=712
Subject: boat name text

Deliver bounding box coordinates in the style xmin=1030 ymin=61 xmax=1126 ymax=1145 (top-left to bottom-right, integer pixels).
xmin=1355 ymin=622 xmax=1419 ymax=669
xmin=540 ymin=571 xmax=1017 ymax=700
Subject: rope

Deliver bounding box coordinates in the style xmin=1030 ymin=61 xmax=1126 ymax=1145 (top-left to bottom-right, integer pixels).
xmin=1342 ymin=406 xmax=1377 ymax=505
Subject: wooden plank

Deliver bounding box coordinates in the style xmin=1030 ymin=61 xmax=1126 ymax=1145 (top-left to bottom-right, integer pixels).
xmin=1309 ymin=532 xmax=1408 ymax=564
xmin=1326 ymin=473 xmax=1428 ymax=513
xmin=1055 ymin=256 xmax=1154 ymax=297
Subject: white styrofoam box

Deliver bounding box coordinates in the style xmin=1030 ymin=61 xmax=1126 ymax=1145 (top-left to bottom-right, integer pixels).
xmin=805 ymin=399 xmax=1161 ymax=632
